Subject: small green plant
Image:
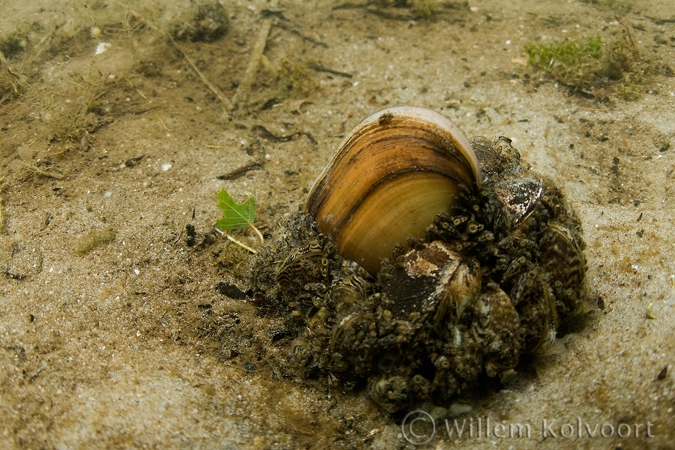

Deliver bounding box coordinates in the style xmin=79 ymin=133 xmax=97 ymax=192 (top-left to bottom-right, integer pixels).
xmin=75 ymin=228 xmax=116 ymax=255
xmin=278 ymin=59 xmax=314 ymax=96
xmin=524 ymin=27 xmax=651 ymax=98
xmin=579 ymin=0 xmax=632 ymax=14
xmin=524 ymin=36 xmax=603 ymax=89
xmin=215 ymin=188 xmax=263 ymax=253
xmin=410 ymin=0 xmax=437 ymax=18
xmin=526 ymin=36 xmax=603 ymax=69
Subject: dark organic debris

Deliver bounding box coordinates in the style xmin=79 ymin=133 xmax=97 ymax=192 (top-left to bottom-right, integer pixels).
xmin=2 ymin=267 xmax=26 ymax=280
xmin=217 ymin=281 xmax=249 ymax=299
xmin=275 ymin=21 xmax=328 ymax=48
xmin=267 ymin=328 xmax=287 ymax=342
xmin=260 ymin=98 xmax=282 ymax=110
xmin=217 ymin=161 xmax=264 ymax=180
xmin=261 ymin=7 xmax=287 ymax=19
xmin=186 ymin=224 xmax=196 ymax=247
xmin=171 ymin=2 xmax=229 ymax=43
xmin=307 ymin=62 xmax=353 ymax=78
xmin=657 ymin=365 xmax=668 ymax=380
xmin=0 ymin=33 xmax=28 ymax=59
xmin=251 ymin=125 xmax=317 ymax=145
xmin=124 ymin=155 xmax=145 ymax=167
xmin=646 ymin=16 xmax=675 ymax=26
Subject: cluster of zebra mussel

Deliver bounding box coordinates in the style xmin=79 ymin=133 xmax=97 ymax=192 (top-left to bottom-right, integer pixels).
xmin=248 ymin=107 xmax=588 ymax=413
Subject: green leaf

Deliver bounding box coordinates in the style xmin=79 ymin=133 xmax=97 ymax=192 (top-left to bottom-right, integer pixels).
xmin=215 ymin=188 xmax=256 ymax=231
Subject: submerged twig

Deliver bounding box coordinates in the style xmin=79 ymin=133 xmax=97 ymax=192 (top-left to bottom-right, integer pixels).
xmin=0 ymin=51 xmax=29 ymax=94
xmin=251 ymin=125 xmax=317 ymax=144
xmin=614 ymin=15 xmax=639 ymax=56
xmin=275 ymin=21 xmax=328 ymax=48
xmin=0 ymin=176 xmax=5 ymax=230
xmin=12 ymin=161 xmax=63 ymax=179
xmin=216 ymin=161 xmax=263 ymax=180
xmin=169 ymin=36 xmax=234 ymax=113
xmin=307 ymin=62 xmax=353 ymax=78
xmin=232 ymin=0 xmax=280 ymax=108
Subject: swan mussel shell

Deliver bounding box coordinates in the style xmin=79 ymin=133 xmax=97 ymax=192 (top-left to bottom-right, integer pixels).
xmin=305 ymin=106 xmax=482 ymax=276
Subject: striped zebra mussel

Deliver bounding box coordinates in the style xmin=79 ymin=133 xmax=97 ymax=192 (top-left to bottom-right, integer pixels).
xmin=247 ymin=107 xmax=590 ymax=413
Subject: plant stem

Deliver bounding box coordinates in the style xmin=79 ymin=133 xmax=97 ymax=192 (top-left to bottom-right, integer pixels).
xmin=215 ymin=229 xmax=258 ymax=254
xmin=227 ymin=234 xmax=258 ymax=254
xmin=251 ymin=224 xmax=264 ymax=244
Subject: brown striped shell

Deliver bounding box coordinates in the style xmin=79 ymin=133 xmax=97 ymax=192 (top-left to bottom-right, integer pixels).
xmin=305 ymin=106 xmax=482 ymax=275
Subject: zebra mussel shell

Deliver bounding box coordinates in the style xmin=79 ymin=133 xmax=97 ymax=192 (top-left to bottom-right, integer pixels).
xmin=247 ymin=106 xmax=590 ymax=414
xmin=305 ymin=106 xmax=482 ymax=275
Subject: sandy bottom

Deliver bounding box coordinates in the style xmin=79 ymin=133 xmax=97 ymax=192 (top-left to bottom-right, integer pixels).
xmin=1 ymin=0 xmax=674 ymax=448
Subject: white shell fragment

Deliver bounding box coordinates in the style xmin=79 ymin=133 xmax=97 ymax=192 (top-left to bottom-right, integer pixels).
xmin=95 ymin=42 xmax=112 ymax=55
